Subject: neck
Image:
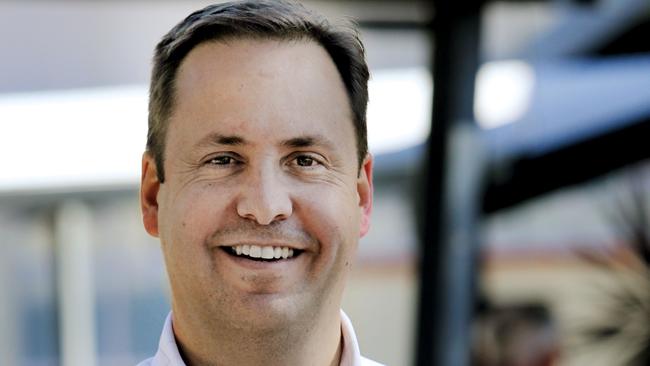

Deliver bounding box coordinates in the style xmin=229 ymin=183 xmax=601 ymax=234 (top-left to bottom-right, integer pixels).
xmin=172 ymin=308 xmax=343 ymax=366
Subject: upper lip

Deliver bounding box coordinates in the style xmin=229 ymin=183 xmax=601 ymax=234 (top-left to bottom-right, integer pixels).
xmin=216 ymin=241 xmax=306 ymax=251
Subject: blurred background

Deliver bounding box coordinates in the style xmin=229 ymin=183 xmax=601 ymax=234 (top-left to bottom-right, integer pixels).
xmin=0 ymin=0 xmax=649 ymax=365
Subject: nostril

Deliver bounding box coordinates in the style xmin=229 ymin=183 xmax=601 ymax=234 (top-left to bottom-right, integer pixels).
xmin=235 ymin=172 xmax=293 ymax=224
xmin=236 ymin=199 xmax=292 ymax=225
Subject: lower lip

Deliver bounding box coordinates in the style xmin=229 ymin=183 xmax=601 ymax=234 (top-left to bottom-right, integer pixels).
xmin=217 ymin=247 xmax=302 ymax=271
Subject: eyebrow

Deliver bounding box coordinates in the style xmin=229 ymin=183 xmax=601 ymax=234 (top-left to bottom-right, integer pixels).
xmin=281 ymin=135 xmax=337 ymax=150
xmin=195 ymin=132 xmax=336 ymax=151
xmin=196 ymin=132 xmax=247 ymax=147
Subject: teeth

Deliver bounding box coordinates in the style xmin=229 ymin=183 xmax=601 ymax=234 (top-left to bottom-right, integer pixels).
xmin=230 ymin=245 xmax=297 ymax=260
xmin=249 ymin=245 xmax=262 ymax=258
xmin=261 ymin=246 xmax=274 ymax=259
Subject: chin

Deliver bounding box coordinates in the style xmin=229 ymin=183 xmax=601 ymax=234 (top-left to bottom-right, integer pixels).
xmin=225 ymin=291 xmax=317 ymax=331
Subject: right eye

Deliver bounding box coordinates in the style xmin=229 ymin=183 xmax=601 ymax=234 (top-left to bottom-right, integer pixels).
xmin=208 ymin=156 xmax=236 ymax=165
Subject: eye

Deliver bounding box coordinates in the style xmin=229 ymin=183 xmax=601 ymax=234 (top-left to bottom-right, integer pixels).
xmin=289 ymin=153 xmax=326 ymax=170
xmin=295 ymin=155 xmax=316 ymax=167
xmin=207 ymin=155 xmax=238 ymax=166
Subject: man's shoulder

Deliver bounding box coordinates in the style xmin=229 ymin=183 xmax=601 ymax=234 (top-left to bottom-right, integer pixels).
xmin=361 ymin=356 xmax=386 ymax=366
xmin=135 ymin=357 xmax=153 ymax=366
xmin=137 ymin=355 xmax=382 ymax=366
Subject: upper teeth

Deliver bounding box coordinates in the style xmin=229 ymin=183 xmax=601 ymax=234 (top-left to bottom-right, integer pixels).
xmin=233 ymin=245 xmax=295 ymax=259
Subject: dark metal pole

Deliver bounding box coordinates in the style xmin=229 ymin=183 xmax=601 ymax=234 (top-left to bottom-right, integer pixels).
xmin=415 ymin=1 xmax=483 ymax=365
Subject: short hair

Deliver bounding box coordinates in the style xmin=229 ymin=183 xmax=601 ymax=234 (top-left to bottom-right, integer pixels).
xmin=147 ymin=0 xmax=370 ymax=182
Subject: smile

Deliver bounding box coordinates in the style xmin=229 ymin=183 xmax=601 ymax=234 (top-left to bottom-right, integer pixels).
xmin=223 ymin=245 xmax=303 ymax=262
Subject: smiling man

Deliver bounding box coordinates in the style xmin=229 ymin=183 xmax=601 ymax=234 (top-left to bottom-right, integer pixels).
xmin=137 ymin=1 xmax=381 ymax=366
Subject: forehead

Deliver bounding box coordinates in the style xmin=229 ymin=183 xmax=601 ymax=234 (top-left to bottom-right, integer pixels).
xmin=168 ymin=38 xmax=355 ymax=149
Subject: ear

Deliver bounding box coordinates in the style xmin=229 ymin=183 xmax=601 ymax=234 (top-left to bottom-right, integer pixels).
xmin=357 ymin=154 xmax=374 ymax=237
xmin=141 ymin=152 xmax=161 ymax=237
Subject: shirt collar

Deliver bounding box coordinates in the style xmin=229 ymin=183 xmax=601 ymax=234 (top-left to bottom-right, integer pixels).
xmin=150 ymin=310 xmax=365 ymax=366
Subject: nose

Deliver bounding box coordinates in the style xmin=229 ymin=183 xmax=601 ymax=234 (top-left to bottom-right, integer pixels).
xmin=236 ymin=163 xmax=293 ymax=225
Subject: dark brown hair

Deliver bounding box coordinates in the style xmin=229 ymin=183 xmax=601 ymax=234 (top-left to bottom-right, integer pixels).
xmin=147 ymin=0 xmax=370 ymax=182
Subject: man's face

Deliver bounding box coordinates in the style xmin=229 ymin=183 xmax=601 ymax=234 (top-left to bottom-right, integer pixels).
xmin=141 ymin=39 xmax=373 ymax=329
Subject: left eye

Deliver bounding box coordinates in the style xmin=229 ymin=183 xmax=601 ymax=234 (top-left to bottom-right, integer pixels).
xmin=295 ymin=155 xmax=316 ymax=167
xmin=209 ymin=156 xmax=235 ymax=165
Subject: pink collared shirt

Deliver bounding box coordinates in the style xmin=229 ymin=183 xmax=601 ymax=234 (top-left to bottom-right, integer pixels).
xmin=137 ymin=310 xmax=384 ymax=366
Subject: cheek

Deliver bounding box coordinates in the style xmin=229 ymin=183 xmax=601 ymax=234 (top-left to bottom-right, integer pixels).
xmin=298 ymin=187 xmax=361 ymax=256
xmin=159 ymin=184 xmax=232 ymax=254
xmin=297 ymin=189 xmax=359 ymax=299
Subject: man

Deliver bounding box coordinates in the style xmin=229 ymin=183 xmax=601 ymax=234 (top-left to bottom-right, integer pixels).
xmin=138 ymin=1 xmax=381 ymax=365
